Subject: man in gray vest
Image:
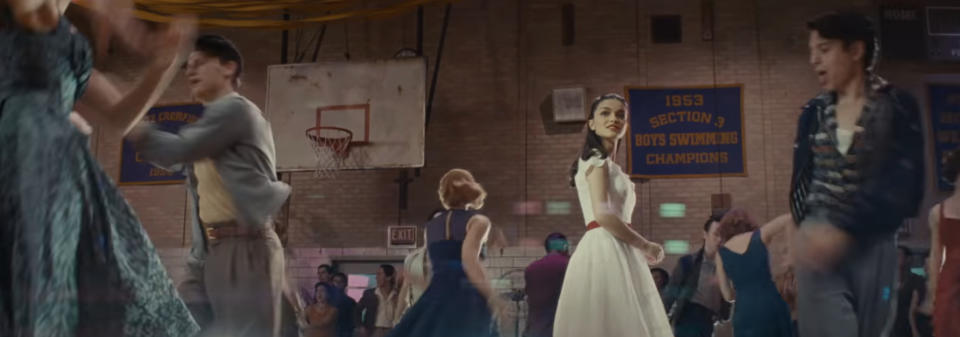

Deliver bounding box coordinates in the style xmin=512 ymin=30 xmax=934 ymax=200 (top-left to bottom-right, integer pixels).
xmin=130 ymin=34 xmax=291 ymax=337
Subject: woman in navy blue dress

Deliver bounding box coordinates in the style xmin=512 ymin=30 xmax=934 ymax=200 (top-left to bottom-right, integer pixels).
xmin=387 ymin=169 xmax=505 ymax=337
xmin=715 ymin=210 xmax=795 ymax=337
xmin=0 ymin=1 xmax=197 ymax=336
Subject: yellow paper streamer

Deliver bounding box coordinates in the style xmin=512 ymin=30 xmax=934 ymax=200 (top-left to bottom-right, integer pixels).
xmin=74 ymin=0 xmax=458 ymax=29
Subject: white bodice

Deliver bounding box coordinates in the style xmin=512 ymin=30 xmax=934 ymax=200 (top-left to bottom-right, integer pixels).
xmin=574 ymin=155 xmax=637 ymax=225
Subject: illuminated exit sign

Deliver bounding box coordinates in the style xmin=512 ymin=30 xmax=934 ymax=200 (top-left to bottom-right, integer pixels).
xmin=664 ymin=240 xmax=691 ymax=255
xmin=387 ymin=225 xmax=418 ymax=248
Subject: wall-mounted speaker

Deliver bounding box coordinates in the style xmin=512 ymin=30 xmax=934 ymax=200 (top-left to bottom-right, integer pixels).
xmin=552 ymin=88 xmax=586 ymax=123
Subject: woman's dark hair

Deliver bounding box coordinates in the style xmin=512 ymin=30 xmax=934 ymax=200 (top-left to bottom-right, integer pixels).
xmin=806 ymin=11 xmax=877 ymax=71
xmin=195 ymin=34 xmax=244 ymax=87
xmin=568 ymin=94 xmax=629 ymax=187
xmin=314 ymin=282 xmax=340 ymax=305
xmin=942 ymin=148 xmax=960 ymax=186
xmin=716 ymin=208 xmax=758 ymax=242
xmin=317 ymin=264 xmax=333 ymax=274
xmin=379 ymin=264 xmax=396 ymax=288
xmin=650 ymin=267 xmax=670 ymax=285
xmin=544 ymin=232 xmax=569 ymax=253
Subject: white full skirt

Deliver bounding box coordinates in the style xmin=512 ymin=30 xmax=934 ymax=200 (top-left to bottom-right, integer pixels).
xmin=553 ymin=227 xmax=673 ymax=337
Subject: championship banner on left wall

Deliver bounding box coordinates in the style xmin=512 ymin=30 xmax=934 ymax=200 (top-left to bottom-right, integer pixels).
xmin=118 ymin=103 xmax=204 ymax=185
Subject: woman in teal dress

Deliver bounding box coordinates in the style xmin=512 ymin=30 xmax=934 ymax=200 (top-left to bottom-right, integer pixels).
xmin=0 ymin=1 xmax=199 ymax=336
xmin=715 ymin=210 xmax=795 ymax=337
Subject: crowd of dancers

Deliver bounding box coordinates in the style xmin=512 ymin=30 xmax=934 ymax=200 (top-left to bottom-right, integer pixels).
xmin=0 ymin=0 xmax=957 ymax=336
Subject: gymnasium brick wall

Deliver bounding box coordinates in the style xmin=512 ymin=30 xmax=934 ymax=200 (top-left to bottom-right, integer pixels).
xmin=87 ymin=0 xmax=959 ymax=291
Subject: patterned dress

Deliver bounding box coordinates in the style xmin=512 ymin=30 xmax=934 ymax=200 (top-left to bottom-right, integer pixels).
xmin=0 ymin=11 xmax=199 ymax=337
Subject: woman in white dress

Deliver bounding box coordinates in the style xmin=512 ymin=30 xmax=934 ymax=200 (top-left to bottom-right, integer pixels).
xmin=553 ymin=94 xmax=673 ymax=337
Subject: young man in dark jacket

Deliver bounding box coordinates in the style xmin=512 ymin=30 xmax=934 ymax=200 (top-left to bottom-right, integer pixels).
xmin=332 ymin=272 xmax=357 ymax=337
xmin=791 ymin=12 xmax=924 ymax=337
xmin=662 ymin=213 xmax=731 ymax=337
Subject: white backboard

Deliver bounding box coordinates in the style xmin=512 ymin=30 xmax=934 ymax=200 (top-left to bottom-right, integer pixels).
xmin=265 ymin=58 xmax=426 ymax=171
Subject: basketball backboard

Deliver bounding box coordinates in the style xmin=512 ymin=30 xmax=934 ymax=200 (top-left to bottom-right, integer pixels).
xmin=316 ymin=104 xmax=370 ymax=144
xmin=265 ymin=58 xmax=426 ymax=172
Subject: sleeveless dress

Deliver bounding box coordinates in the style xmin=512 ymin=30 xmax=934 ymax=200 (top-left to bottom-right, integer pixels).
xmin=387 ymin=209 xmax=499 ymax=337
xmin=553 ymin=155 xmax=673 ymax=337
xmin=0 ymin=12 xmax=199 ymax=337
xmin=717 ymin=231 xmax=793 ymax=337
xmin=934 ymin=203 xmax=960 ymax=337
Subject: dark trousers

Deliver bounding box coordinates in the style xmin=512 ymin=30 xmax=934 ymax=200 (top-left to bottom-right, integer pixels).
xmin=914 ymin=313 xmax=933 ymax=337
xmin=797 ymin=233 xmax=898 ymax=337
xmin=674 ymin=302 xmax=716 ymax=337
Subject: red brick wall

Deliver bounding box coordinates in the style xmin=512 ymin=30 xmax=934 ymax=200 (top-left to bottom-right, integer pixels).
xmin=76 ymin=4 xmax=960 ymax=336
xmin=87 ymin=0 xmax=959 ymax=257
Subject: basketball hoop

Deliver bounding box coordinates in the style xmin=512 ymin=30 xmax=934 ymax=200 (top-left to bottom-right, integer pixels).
xmin=306 ymin=126 xmax=352 ymax=178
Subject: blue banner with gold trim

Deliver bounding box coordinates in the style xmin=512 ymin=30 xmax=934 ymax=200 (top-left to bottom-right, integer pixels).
xmin=119 ymin=103 xmax=203 ymax=185
xmin=929 ymin=83 xmax=960 ymax=191
xmin=625 ymin=85 xmax=745 ymax=178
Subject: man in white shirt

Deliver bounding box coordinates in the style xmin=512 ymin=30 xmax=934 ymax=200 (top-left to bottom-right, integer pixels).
xmin=356 ymin=265 xmax=400 ymax=337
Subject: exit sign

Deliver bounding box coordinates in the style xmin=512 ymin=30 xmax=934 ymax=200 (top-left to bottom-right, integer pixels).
xmin=388 ymin=225 xmax=418 ymax=248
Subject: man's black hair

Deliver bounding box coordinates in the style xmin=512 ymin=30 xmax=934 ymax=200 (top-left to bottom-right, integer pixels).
xmin=943 ymin=148 xmax=960 ymax=186
xmin=544 ymin=232 xmax=569 ymax=253
xmin=650 ymin=267 xmax=669 ymax=284
xmin=703 ymin=209 xmax=728 ymax=232
xmin=807 ymin=11 xmax=877 ymax=70
xmin=195 ymin=34 xmax=244 ymax=87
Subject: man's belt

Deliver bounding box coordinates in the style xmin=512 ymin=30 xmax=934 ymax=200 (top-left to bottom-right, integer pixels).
xmin=205 ymin=222 xmax=272 ymax=241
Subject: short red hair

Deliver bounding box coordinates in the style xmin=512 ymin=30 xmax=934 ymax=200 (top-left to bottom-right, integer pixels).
xmin=716 ymin=208 xmax=758 ymax=242
xmin=438 ymin=169 xmax=486 ymax=209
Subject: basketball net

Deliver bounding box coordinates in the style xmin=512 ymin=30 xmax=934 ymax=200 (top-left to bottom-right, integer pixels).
xmin=306 ymin=127 xmax=353 ymax=178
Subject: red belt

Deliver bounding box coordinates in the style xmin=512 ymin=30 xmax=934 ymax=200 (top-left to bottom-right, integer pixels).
xmin=586 ymin=221 xmax=601 ymax=231
xmin=586 ymin=221 xmax=631 ymax=231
